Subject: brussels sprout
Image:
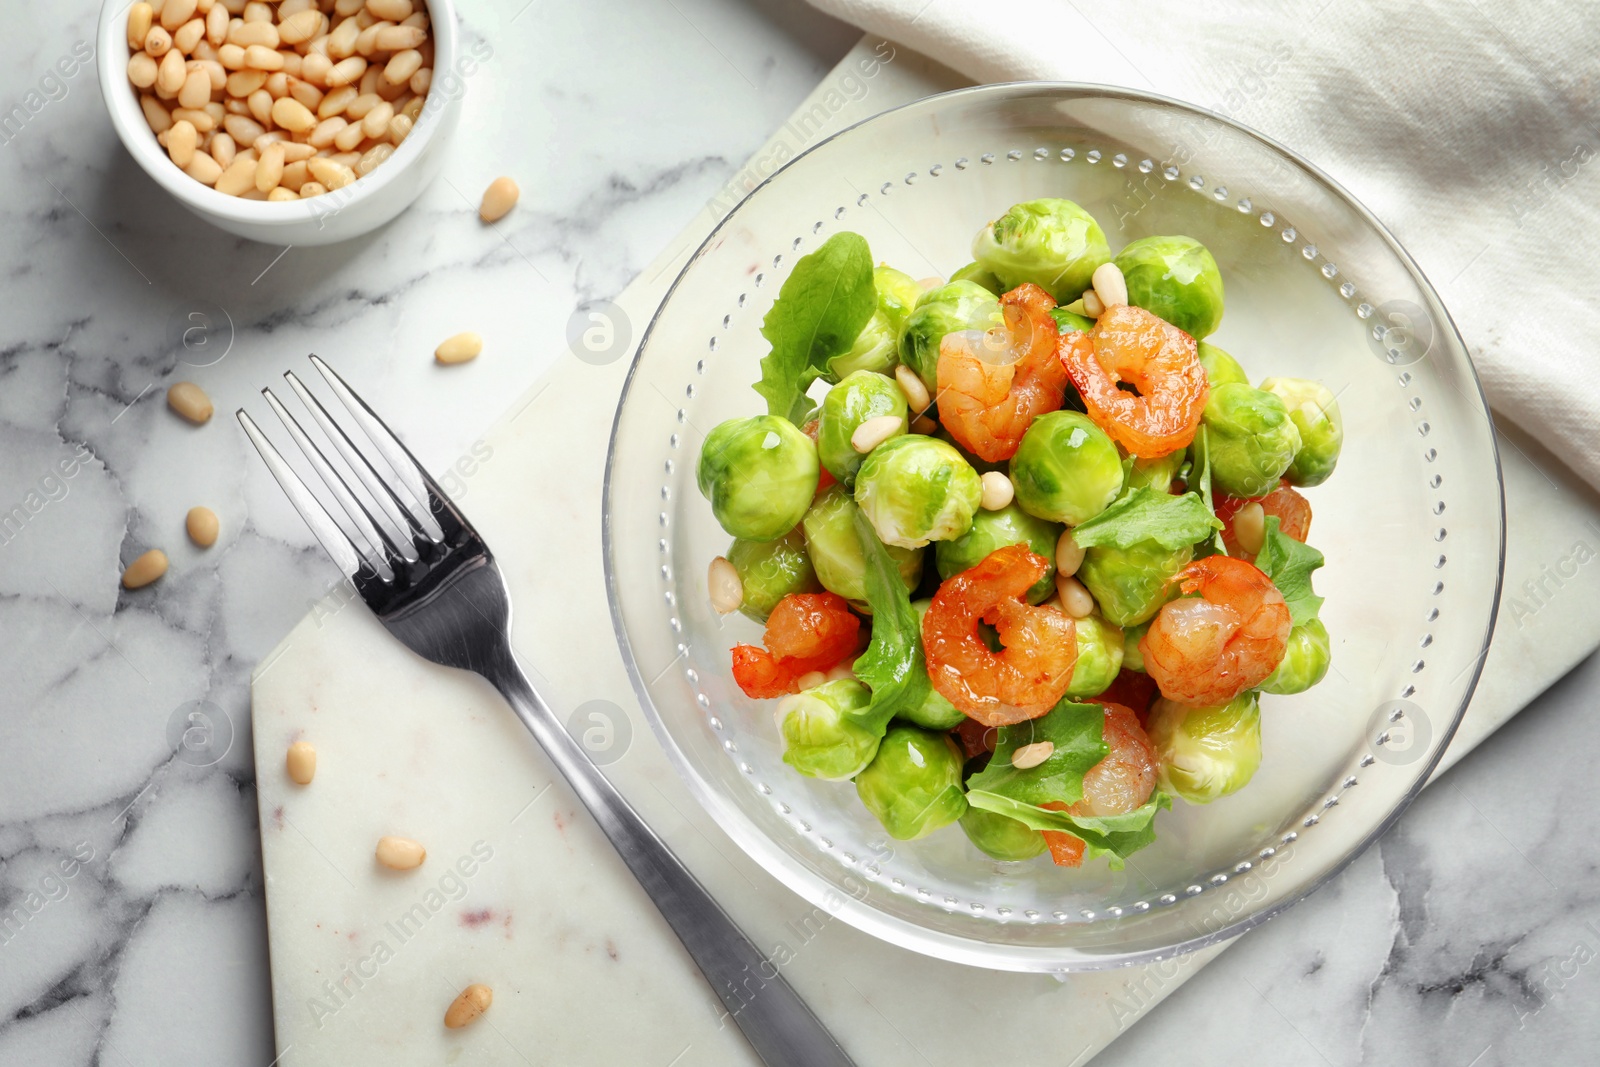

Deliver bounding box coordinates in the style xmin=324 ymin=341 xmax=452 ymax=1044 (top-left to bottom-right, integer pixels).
xmin=1259 ymin=377 xmax=1344 ymax=487
xmin=935 ymin=504 xmax=1063 ymax=604
xmin=854 ymin=435 xmax=983 ymax=549
xmin=1064 ymin=612 xmax=1125 ymax=698
xmin=1078 ymin=540 xmax=1192 ymax=627
xmin=817 ymin=371 xmax=908 ymax=487
xmin=1121 ymin=619 xmax=1151 ymax=672
xmin=1201 ymin=383 xmax=1302 ymax=498
xmin=777 ymin=680 xmax=883 ymax=780
xmin=1260 ymin=618 xmax=1331 ymax=695
xmin=727 ymin=531 xmax=820 ymax=623
xmin=1197 ymin=342 xmax=1249 ymax=387
xmin=1146 ymin=693 xmax=1262 ymax=804
xmin=1050 ymin=307 xmax=1097 ymax=335
xmin=874 ymin=265 xmax=925 ymax=331
xmin=899 ymin=600 xmax=969 ymax=730
xmin=855 ymin=724 xmax=967 ymax=840
xmin=1010 ymin=411 xmax=1125 ymax=525
xmin=1114 ymin=235 xmax=1225 ymax=339
xmin=950 ymin=261 xmax=1005 ymax=295
xmin=960 ymin=804 xmax=1047 ymax=860
xmin=971 ymin=198 xmax=1110 ymax=304
xmin=1126 ymin=450 xmax=1186 ymax=494
xmin=826 ymin=311 xmax=899 ymax=381
xmin=697 ymin=416 xmax=819 ymax=541
xmin=898 ymin=281 xmax=1003 ymax=391
xmin=802 ymin=485 xmax=922 ymax=606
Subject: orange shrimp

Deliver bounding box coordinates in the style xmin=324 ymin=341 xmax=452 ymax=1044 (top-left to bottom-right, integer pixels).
xmin=1215 ymin=480 xmax=1312 ymax=562
xmin=935 ymin=283 xmax=1069 ymax=462
xmin=731 ymin=592 xmax=860 ymax=699
xmin=1041 ymin=702 xmax=1159 ymax=866
xmin=1058 ymin=304 xmax=1209 ymax=458
xmin=1140 ymin=556 xmax=1290 ymax=706
xmin=922 ymin=543 xmax=1078 ymax=726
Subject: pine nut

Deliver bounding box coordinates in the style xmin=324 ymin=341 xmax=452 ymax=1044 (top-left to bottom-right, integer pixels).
xmin=245 ymin=87 xmax=272 ymax=124
xmin=444 ymin=984 xmax=492 ymax=1030
xmin=1234 ymin=501 xmax=1266 ymax=556
xmin=301 ymin=53 xmax=332 ymax=85
xmin=278 ymin=8 xmax=321 ymax=44
xmin=333 ymin=120 xmax=366 ymax=151
xmin=128 ymin=3 xmax=154 ymax=49
xmin=223 ymin=113 xmax=266 ymax=147
xmin=376 ymin=24 xmax=425 ymax=50
xmin=307 ymin=156 xmax=356 ymax=190
xmin=382 ymin=48 xmax=422 ymax=85
xmin=174 ymin=17 xmax=206 ymax=54
xmin=185 ymin=151 xmax=223 ymax=184
xmin=228 ymin=20 xmax=278 ymax=48
xmin=375 ymin=835 xmax=426 ymax=870
xmin=356 ymin=141 xmax=394 ymax=175
xmin=167 ymin=381 xmax=213 ymax=423
xmin=281 ymin=142 xmax=315 ymax=162
xmin=707 ymin=556 xmax=742 ymax=615
xmin=255 ymin=141 xmax=285 ymax=191
xmin=122 ymin=549 xmax=169 ymax=590
xmin=206 ymin=3 xmax=229 ymax=46
xmin=979 ymin=471 xmax=1014 ymax=511
xmin=911 ymin=414 xmax=938 ymax=436
xmin=186 ymin=505 xmax=220 ymax=547
xmin=285 ymin=740 xmax=316 ymax=784
xmin=850 ymin=414 xmax=903 ymax=454
xmin=160 ymin=0 xmax=198 ymax=33
xmin=166 ymin=119 xmax=198 ymax=167
xmin=796 ymin=670 xmax=830 ymax=691
xmin=1057 ymin=575 xmax=1095 ymax=619
xmin=825 ymin=662 xmax=855 ymax=682
xmin=270 ymin=96 xmax=315 ymax=132
xmin=308 ymin=115 xmax=346 ymax=147
xmin=267 ymin=186 xmax=298 ymax=201
xmin=1011 ymin=740 xmax=1055 ymax=770
xmin=479 ymin=176 xmax=519 ymax=222
xmin=361 ymin=100 xmax=393 ymax=139
xmin=299 ymin=181 xmax=328 ymax=198
xmin=388 ymin=113 xmax=413 ymax=143
xmin=144 ymin=25 xmax=173 ymax=57
xmin=225 ymin=68 xmax=267 ymax=96
xmin=244 ymin=44 xmax=285 ymax=71
xmin=128 ymin=51 xmax=159 ymax=88
xmin=434 ymin=331 xmax=483 ymax=365
xmin=210 ymin=132 xmax=236 ymax=166
xmin=1054 ymin=530 xmax=1084 ymax=578
xmin=894 ymin=363 xmax=931 ymax=413
xmin=1081 ymin=289 xmax=1105 ymax=318
xmin=157 ymin=48 xmax=187 ymax=93
xmin=217 ymin=43 xmax=245 ymax=69
xmin=408 ymin=67 xmax=431 ymax=95
xmin=317 ymin=85 xmax=357 ymax=118
xmin=141 ymin=95 xmax=173 ymax=134
xmin=1091 ymin=262 xmax=1128 ymax=310
xmin=243 ymin=1 xmax=274 ymax=23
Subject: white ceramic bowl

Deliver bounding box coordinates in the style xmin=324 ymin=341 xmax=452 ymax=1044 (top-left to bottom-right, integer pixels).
xmin=96 ymin=0 xmax=463 ymax=245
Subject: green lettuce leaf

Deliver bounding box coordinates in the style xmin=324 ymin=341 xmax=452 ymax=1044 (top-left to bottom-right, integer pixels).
xmin=753 ymin=232 xmax=876 ymax=424
xmin=963 ymin=791 xmax=1171 ymax=869
xmin=1190 ymin=426 xmax=1227 ymax=557
xmin=965 ymin=700 xmax=1107 ymax=807
xmin=846 ymin=509 xmax=932 ymax=735
xmin=1070 ymin=486 xmax=1223 ymax=552
xmin=1254 ymin=516 xmax=1325 ymax=627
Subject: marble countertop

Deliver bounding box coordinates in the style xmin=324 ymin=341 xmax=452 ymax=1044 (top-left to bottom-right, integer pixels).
xmin=2 ymin=1 xmax=1597 ymax=1065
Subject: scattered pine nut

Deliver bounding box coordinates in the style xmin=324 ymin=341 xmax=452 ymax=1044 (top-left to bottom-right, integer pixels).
xmin=285 ymin=740 xmax=317 ymax=785
xmin=1057 ymin=575 xmax=1095 ymax=619
xmin=1010 ymin=740 xmax=1055 ymax=770
xmin=795 ymin=670 xmax=827 ymax=691
xmin=979 ymin=471 xmax=1014 ymax=511
xmin=122 ymin=549 xmax=169 ymax=590
xmin=707 ymin=556 xmax=742 ymax=615
xmin=375 ymin=835 xmax=426 ymax=870
xmin=911 ymin=414 xmax=939 ymax=436
xmin=824 ymin=662 xmax=855 ymax=682
xmin=434 ymin=331 xmax=483 ymax=365
xmin=894 ymin=363 xmax=931 ymax=413
xmin=1081 ymin=289 xmax=1105 ymax=318
xmin=479 ymin=176 xmax=519 ymax=222
xmin=444 ymin=984 xmax=493 ymax=1030
xmin=1234 ymin=501 xmax=1267 ymax=556
xmin=186 ymin=506 xmax=220 ymax=547
xmin=850 ymin=414 xmax=903 ymax=454
xmin=167 ymin=381 xmax=213 ymax=423
xmin=1055 ymin=529 xmax=1084 ymax=578
xmin=1091 ymin=262 xmax=1128 ymax=309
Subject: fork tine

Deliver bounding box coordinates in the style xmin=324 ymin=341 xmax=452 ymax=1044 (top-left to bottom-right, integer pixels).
xmin=308 ymin=354 xmax=448 ymax=541
xmin=237 ymin=409 xmax=369 ymax=581
xmin=262 ymin=387 xmax=400 ymax=577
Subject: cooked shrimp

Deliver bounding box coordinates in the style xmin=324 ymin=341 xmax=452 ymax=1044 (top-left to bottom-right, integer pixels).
xmin=1140 ymin=556 xmax=1290 ymax=706
xmin=922 ymin=543 xmax=1077 ymax=726
xmin=731 ymin=592 xmax=860 ymax=699
xmin=1215 ymin=480 xmax=1312 ymax=561
xmin=936 ymin=283 xmax=1069 ymax=463
xmin=1058 ymin=304 xmax=1209 ymax=458
xmin=1041 ymin=702 xmax=1159 ymax=866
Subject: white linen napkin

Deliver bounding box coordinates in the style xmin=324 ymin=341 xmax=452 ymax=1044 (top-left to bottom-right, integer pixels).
xmin=807 ymin=0 xmax=1600 ymax=488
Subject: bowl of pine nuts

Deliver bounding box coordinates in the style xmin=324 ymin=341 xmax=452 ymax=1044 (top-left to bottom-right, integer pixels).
xmin=98 ymin=0 xmax=464 ymax=245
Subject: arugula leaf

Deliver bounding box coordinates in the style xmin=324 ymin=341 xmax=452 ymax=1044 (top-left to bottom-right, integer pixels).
xmin=753 ymin=232 xmax=876 ymax=424
xmin=963 ymin=791 xmax=1171 ymax=869
xmin=1254 ymin=516 xmax=1325 ymax=627
xmin=845 ymin=509 xmax=931 ymax=735
xmin=1070 ymin=486 xmax=1223 ymax=552
xmin=1190 ymin=427 xmax=1228 ymax=557
xmin=965 ymin=700 xmax=1108 ymax=807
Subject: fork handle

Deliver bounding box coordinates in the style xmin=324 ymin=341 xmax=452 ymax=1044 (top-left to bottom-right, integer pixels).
xmin=484 ymin=655 xmax=857 ymax=1067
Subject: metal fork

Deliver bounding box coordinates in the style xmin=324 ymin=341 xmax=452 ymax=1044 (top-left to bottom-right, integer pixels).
xmin=240 ymin=355 xmax=855 ymax=1067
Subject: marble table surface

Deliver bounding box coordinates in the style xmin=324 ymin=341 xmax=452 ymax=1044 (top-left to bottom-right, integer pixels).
xmin=2 ymin=2 xmax=1599 ymax=1066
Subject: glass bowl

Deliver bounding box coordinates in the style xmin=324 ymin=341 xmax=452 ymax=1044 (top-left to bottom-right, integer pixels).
xmin=604 ymin=84 xmax=1503 ymax=971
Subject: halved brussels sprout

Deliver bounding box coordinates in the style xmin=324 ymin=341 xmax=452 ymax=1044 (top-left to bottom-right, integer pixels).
xmin=950 ymin=260 xmax=1005 ymax=296
xmin=1078 ymin=540 xmax=1192 ymax=627
xmin=898 ymin=281 xmax=1003 ymax=391
xmin=853 ymin=435 xmax=983 ymax=549
xmin=1260 ymin=377 xmax=1344 ymax=487
xmin=960 ymin=804 xmax=1047 ymax=860
xmin=817 ymin=371 xmax=908 ymax=487
xmin=1126 ymin=450 xmax=1186 ymax=494
xmin=901 ymin=599 xmax=974 ymax=730
xmin=1201 ymin=383 xmax=1302 ymax=499
xmin=934 ymin=504 xmax=1063 ymax=604
xmin=1146 ymin=693 xmax=1262 ymax=804
xmin=1260 ymin=618 xmax=1331 ymax=695
xmin=1114 ymin=235 xmax=1225 ymax=339
xmin=971 ymin=198 xmax=1110 ymax=304
xmin=1063 ymin=612 xmax=1125 ymax=698
xmin=1121 ymin=619 xmax=1151 ymax=672
xmin=801 ymin=485 xmax=922 ymax=606
xmin=855 ymin=724 xmax=967 ymax=840
xmin=697 ymin=415 xmax=819 ymax=541
xmin=1197 ymin=341 xmax=1249 ymax=388
xmin=1010 ymin=411 xmax=1125 ymax=525
xmin=727 ymin=530 xmax=820 ymax=623
xmin=777 ymin=679 xmax=883 ymax=780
